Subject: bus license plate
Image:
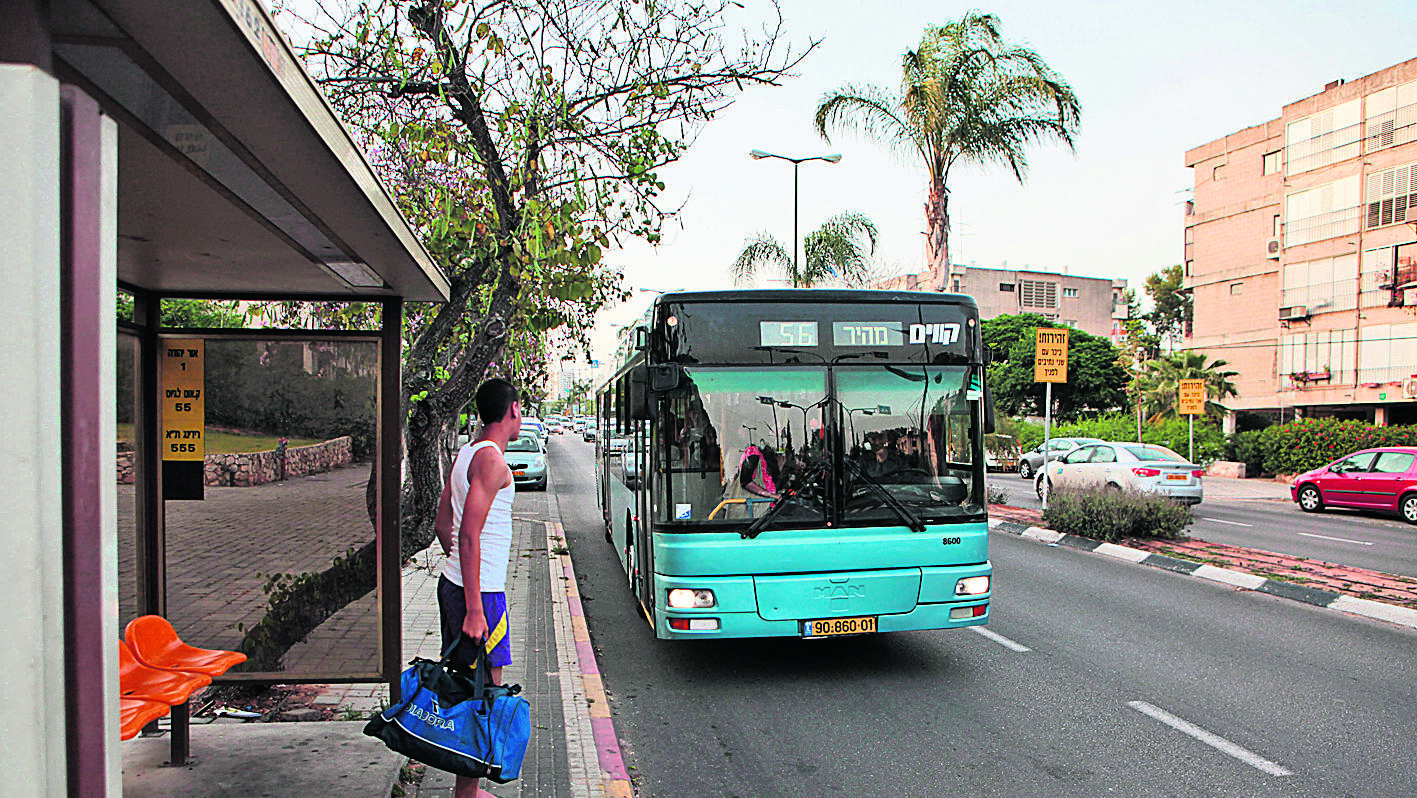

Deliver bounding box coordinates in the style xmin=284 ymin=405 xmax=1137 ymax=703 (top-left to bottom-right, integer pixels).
xmin=803 ymin=616 xmax=877 ymax=638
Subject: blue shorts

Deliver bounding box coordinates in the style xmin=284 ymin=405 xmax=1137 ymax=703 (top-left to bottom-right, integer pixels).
xmin=437 ymin=575 xmax=512 ymax=669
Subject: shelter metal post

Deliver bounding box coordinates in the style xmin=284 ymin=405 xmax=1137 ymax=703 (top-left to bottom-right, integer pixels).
xmin=379 ymin=298 xmax=404 ymax=700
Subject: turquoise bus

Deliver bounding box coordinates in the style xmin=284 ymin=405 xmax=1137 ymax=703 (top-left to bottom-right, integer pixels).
xmin=596 ymin=290 xmax=993 ymax=640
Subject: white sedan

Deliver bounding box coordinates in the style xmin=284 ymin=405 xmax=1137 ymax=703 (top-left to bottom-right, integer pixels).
xmin=1036 ymin=442 xmax=1204 ymax=505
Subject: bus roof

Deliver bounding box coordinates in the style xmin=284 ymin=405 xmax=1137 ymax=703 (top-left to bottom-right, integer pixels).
xmin=655 ymin=289 xmax=979 ymax=308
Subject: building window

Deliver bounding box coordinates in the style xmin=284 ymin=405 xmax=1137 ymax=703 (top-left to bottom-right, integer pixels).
xmin=1062 ymin=287 xmax=1079 ymax=298
xmin=1363 ymin=243 xmax=1417 ymax=308
xmin=1282 ymin=253 xmax=1358 ymax=313
xmin=1062 ymin=319 xmax=1077 ymax=327
xmin=1212 ymin=163 xmax=1227 ymax=181
xmin=1359 ymin=322 xmax=1417 ymax=383
xmin=1285 ymin=99 xmax=1361 ymax=175
xmin=1284 ymin=176 xmax=1361 ymax=247
xmin=999 ymin=282 xmax=1015 ymax=292
xmin=1263 ymin=150 xmax=1281 ymax=175
xmin=1282 ymin=329 xmax=1353 ymax=383
xmin=1273 ymin=214 xmax=1282 ymax=237
xmin=1184 ymin=260 xmax=1193 ymax=277
xmin=1365 ymin=162 xmax=1417 ymax=229
xmin=1019 ymin=280 xmax=1057 ymax=309
xmin=1365 ymin=80 xmax=1417 ymax=153
xmin=1230 ymin=282 xmax=1244 ymax=295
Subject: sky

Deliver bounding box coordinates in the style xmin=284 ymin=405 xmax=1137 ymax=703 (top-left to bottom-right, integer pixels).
xmin=582 ymin=0 xmax=1417 ymax=363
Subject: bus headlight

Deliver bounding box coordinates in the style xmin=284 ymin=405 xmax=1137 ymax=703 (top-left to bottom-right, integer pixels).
xmin=955 ymin=576 xmax=990 ymax=596
xmin=667 ymin=589 xmax=716 ymax=609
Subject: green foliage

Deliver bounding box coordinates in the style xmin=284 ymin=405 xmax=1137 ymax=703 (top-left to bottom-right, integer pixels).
xmin=1226 ymin=428 xmax=1267 ymax=476
xmin=982 ymin=314 xmax=1130 ymax=421
xmin=732 ymin=211 xmax=878 ymax=288
xmin=1042 ymin=487 xmax=1191 ymax=542
xmin=1144 ymin=264 xmax=1192 ymax=350
xmin=1042 ymin=412 xmax=1225 ymax=464
xmin=1254 ymin=418 xmax=1417 ymax=475
xmin=204 ymin=340 xmax=379 ymax=459
xmin=1138 ymin=351 xmax=1237 ymax=421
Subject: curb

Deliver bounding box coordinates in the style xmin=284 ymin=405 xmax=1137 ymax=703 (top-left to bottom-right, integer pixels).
xmin=546 ymin=521 xmax=633 ymax=798
xmin=988 ymin=518 xmax=1417 ymax=632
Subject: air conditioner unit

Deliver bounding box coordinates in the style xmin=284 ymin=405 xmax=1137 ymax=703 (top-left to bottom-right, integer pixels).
xmin=1279 ymin=305 xmax=1309 ymax=321
xmin=1264 ymin=237 xmax=1282 ymax=259
xmin=1404 ymin=377 xmax=1417 ymax=400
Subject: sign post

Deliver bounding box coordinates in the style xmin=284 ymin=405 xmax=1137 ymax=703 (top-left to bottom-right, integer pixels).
xmin=1034 ymin=328 xmax=1070 ymax=508
xmin=1178 ymin=378 xmax=1206 ymax=463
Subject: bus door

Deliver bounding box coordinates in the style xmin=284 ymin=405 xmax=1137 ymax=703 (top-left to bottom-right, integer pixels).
xmin=634 ymin=417 xmax=654 ymax=612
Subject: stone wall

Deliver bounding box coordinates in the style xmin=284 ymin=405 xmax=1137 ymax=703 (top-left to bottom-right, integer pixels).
xmin=116 ymin=437 xmax=354 ymax=487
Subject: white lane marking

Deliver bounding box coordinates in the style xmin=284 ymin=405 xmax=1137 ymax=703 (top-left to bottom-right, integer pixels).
xmin=1127 ymin=701 xmax=1292 ymax=777
xmin=970 ymin=626 xmax=1030 ymax=652
xmin=1208 ymin=518 xmax=1252 ymax=527
xmin=1297 ymin=531 xmax=1374 ymax=546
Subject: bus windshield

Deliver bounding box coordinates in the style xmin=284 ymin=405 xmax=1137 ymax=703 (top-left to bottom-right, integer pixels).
xmin=837 ymin=365 xmax=981 ymax=522
xmin=659 ymin=367 xmax=828 ymax=526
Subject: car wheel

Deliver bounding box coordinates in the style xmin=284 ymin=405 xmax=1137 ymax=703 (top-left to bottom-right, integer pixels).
xmin=1297 ymin=484 xmax=1324 ymax=513
xmin=1105 ymin=483 xmax=1122 ymax=493
xmin=1036 ymin=476 xmax=1051 ymax=501
xmin=1401 ymin=493 xmax=1417 ymax=525
xmin=1018 ymin=461 xmax=1033 ymax=480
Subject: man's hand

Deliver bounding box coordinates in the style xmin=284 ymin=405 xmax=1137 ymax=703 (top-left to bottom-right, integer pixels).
xmin=462 ymin=612 xmax=489 ymax=642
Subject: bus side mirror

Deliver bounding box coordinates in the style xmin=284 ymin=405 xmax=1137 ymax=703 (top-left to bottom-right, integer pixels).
xmin=635 ymin=326 xmax=649 ymax=350
xmin=648 ymin=363 xmax=681 ymax=392
xmin=628 ymin=364 xmax=653 ymax=420
xmin=982 ymin=345 xmax=994 ymax=366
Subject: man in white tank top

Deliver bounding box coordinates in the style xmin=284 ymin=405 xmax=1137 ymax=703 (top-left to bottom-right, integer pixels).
xmin=433 ymin=378 xmax=521 ymax=798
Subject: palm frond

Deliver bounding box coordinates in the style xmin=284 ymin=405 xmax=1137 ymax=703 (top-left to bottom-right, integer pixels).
xmin=731 ymin=234 xmax=791 ymax=287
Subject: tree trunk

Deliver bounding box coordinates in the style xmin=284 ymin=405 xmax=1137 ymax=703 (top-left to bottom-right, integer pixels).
xmin=924 ymin=177 xmax=950 ymax=284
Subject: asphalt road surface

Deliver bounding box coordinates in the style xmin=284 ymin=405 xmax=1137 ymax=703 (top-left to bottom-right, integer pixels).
xmin=543 ymin=435 xmax=1417 ymax=797
xmin=988 ymin=470 xmax=1417 ymax=578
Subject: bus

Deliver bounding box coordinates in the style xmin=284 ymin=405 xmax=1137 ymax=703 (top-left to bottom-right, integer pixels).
xmin=595 ymin=290 xmax=993 ymax=640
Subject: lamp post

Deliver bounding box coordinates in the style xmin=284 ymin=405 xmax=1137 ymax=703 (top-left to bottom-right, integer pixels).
xmin=749 ymin=149 xmax=842 ymax=275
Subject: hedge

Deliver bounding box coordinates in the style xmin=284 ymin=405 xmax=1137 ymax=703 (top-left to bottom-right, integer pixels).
xmin=1009 ymin=412 xmax=1226 ymax=464
xmin=1041 ymin=487 xmax=1191 ymax=542
xmin=1251 ymin=418 xmax=1417 ymax=475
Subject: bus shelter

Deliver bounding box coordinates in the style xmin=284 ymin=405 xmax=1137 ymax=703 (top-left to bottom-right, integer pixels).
xmin=2 ymin=1 xmax=449 ymax=795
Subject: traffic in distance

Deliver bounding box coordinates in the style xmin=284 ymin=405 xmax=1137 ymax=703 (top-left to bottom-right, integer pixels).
xmin=587 ymin=289 xmax=995 ymax=641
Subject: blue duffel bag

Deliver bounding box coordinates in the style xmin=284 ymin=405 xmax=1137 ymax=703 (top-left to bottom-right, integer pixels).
xmin=364 ymin=632 xmax=530 ymax=783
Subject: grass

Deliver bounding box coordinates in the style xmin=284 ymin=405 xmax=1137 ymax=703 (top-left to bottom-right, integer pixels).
xmin=116 ymin=423 xmax=321 ymax=454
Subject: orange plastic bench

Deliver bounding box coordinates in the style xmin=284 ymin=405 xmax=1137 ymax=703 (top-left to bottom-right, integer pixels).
xmin=120 ymin=698 xmax=170 ymax=741
xmin=125 ymin=615 xmax=247 ymax=677
xmin=118 ymin=640 xmax=211 ymax=703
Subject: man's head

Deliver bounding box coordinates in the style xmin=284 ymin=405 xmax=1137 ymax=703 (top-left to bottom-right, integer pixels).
xmin=475 ymin=378 xmax=522 ymax=430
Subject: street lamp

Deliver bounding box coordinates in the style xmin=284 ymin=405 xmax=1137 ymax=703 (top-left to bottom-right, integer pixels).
xmin=749 ymin=149 xmax=842 ymax=274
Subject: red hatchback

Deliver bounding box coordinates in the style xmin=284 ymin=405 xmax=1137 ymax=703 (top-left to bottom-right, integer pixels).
xmin=1291 ymin=446 xmax=1417 ymax=524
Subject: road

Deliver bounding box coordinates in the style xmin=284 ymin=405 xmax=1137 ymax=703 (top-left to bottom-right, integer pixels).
xmin=542 ymin=435 xmax=1417 ymax=797
xmin=989 ymin=470 xmax=1417 ymax=578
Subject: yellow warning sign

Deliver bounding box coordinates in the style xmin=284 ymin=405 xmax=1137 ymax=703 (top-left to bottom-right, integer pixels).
xmin=1033 ymin=328 xmax=1069 ymax=383
xmin=162 ymin=339 xmax=205 ymax=461
xmin=1179 ymin=379 xmax=1206 ymax=416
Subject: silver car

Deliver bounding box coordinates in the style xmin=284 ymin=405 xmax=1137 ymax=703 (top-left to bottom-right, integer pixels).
xmin=1018 ymin=437 xmax=1103 ymax=479
xmin=1036 ymin=442 xmax=1203 ymax=505
xmin=505 ymin=433 xmax=548 ymax=491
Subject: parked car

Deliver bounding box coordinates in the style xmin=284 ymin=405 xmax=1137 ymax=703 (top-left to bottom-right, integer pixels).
xmin=1291 ymin=446 xmax=1417 ymax=524
xmin=1018 ymin=437 xmax=1104 ymax=479
xmin=622 ymin=439 xmax=642 ymax=488
xmin=505 ymin=433 xmax=547 ymax=491
xmin=583 ymin=423 xmax=598 ymax=442
xmin=1036 ymin=442 xmax=1203 ymax=504
xmin=607 ymin=435 xmax=630 ymax=455
xmin=521 ymin=417 xmax=548 ymax=441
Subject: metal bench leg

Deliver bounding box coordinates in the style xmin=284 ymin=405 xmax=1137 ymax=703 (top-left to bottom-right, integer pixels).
xmin=169 ymin=700 xmax=190 ymax=765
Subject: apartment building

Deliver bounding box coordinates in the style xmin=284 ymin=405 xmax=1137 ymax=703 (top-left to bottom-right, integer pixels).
xmin=1185 ymin=57 xmax=1417 ymax=427
xmin=876 ymin=263 xmax=1131 ymax=343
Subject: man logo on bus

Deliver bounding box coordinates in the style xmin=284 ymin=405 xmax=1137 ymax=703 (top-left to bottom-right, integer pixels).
xmin=908 ymin=323 xmax=960 ymax=345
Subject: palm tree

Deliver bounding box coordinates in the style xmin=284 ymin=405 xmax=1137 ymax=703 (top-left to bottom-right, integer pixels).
xmin=1138 ymin=352 xmax=1239 ymax=421
xmin=732 ymin=211 xmax=878 ymax=287
xmin=814 ymin=13 xmax=1080 ymax=275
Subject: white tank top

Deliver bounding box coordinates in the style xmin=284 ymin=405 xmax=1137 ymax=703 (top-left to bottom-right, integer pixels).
xmin=442 ymin=440 xmax=516 ymax=592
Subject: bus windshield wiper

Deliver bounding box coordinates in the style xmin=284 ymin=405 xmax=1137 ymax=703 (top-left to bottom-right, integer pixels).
xmin=743 ymin=465 xmax=827 ymax=540
xmin=842 ymin=458 xmax=927 ymax=533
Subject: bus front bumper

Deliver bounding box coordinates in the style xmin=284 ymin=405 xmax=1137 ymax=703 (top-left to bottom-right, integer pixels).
xmin=652 ymin=563 xmax=992 ymax=639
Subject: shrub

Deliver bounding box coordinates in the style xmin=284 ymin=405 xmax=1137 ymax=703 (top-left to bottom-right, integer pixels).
xmin=1042 ymin=412 xmax=1226 ymax=464
xmin=1257 ymin=418 xmax=1417 ymax=475
xmin=1226 ymin=428 xmax=1267 ymax=476
xmin=1041 ymin=487 xmax=1191 ymax=542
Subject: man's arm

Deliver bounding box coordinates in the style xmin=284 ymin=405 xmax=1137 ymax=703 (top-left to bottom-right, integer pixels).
xmin=457 ymin=446 xmax=506 ymax=641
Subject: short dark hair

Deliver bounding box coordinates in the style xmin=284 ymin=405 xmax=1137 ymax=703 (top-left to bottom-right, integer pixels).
xmin=475 ymin=378 xmax=519 ymax=425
